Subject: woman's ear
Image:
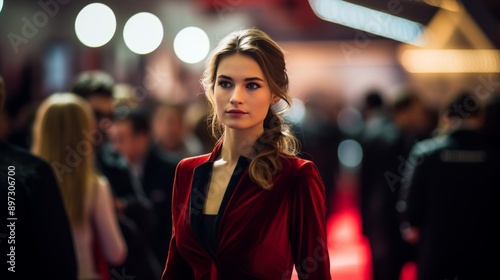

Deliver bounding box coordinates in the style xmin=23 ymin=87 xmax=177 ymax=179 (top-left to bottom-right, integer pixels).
xmin=271 ymin=95 xmax=280 ymax=105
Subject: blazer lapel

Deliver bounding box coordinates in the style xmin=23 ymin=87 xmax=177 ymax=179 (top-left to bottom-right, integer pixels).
xmin=215 ymin=156 xmax=250 ymax=230
xmin=188 ymin=140 xmax=252 ymax=257
xmin=189 ymin=140 xmax=222 ymax=257
xmin=190 ymin=161 xmax=212 ymax=247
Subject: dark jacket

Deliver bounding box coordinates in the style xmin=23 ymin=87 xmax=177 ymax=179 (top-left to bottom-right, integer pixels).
xmin=95 ymin=142 xmax=161 ymax=279
xmin=141 ymin=145 xmax=177 ymax=264
xmin=0 ymin=141 xmax=77 ymax=280
xmin=399 ymin=129 xmax=498 ymax=280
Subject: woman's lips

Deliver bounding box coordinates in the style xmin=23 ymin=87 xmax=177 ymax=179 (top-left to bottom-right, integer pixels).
xmin=226 ymin=109 xmax=248 ymax=117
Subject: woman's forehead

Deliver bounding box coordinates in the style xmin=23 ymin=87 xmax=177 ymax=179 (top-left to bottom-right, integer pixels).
xmin=216 ymin=54 xmax=265 ymax=81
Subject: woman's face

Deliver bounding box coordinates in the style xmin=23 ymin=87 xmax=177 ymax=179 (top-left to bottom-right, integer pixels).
xmin=214 ymin=54 xmax=275 ymax=134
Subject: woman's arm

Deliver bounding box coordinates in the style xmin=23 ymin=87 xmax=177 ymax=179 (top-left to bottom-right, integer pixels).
xmin=93 ymin=176 xmax=128 ymax=265
xmin=162 ymin=234 xmax=194 ymax=280
xmin=289 ymin=161 xmax=331 ymax=280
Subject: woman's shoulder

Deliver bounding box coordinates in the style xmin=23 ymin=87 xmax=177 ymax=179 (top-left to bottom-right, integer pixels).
xmin=96 ymin=174 xmax=110 ymax=188
xmin=94 ymin=174 xmax=113 ymax=198
xmin=176 ymin=153 xmax=212 ymax=171
xmin=280 ymin=156 xmax=318 ymax=174
xmin=277 ymin=156 xmax=324 ymax=191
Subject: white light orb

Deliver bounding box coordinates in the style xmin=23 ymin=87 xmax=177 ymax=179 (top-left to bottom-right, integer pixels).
xmin=174 ymin=26 xmax=210 ymax=64
xmin=123 ymin=12 xmax=164 ymax=55
xmin=75 ymin=3 xmax=116 ymax=48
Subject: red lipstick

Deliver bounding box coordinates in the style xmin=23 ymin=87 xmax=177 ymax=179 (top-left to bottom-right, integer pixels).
xmin=226 ymin=109 xmax=248 ymax=117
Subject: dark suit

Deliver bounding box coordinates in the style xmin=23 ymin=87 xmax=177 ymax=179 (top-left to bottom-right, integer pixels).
xmin=0 ymin=141 xmax=77 ymax=280
xmin=96 ymin=142 xmax=161 ymax=279
xmin=96 ymin=142 xmax=153 ymax=227
xmin=162 ymin=141 xmax=331 ymax=280
xmin=399 ymin=129 xmax=497 ymax=280
xmin=359 ymin=117 xmax=417 ymax=280
xmin=140 ymin=145 xmax=177 ymax=265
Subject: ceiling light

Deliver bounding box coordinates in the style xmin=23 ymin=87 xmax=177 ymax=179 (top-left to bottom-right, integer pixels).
xmin=309 ymin=0 xmax=425 ymax=46
xmin=401 ymin=49 xmax=500 ymax=73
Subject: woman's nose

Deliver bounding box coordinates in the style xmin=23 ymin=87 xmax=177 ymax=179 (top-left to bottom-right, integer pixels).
xmin=230 ymin=85 xmax=244 ymax=104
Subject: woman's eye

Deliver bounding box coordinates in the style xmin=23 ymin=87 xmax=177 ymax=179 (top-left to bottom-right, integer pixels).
xmin=218 ymin=81 xmax=232 ymax=88
xmin=246 ymin=83 xmax=260 ymax=90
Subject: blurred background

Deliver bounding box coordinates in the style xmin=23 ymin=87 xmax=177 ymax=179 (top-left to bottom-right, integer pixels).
xmin=1 ymin=0 xmax=499 ymax=145
xmin=1 ymin=0 xmax=499 ymax=279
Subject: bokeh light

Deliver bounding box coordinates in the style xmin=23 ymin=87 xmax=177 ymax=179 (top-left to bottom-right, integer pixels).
xmin=0 ymin=0 xmax=4 ymax=13
xmin=174 ymin=26 xmax=210 ymax=64
xmin=401 ymin=49 xmax=500 ymax=73
xmin=337 ymin=139 xmax=363 ymax=168
xmin=75 ymin=3 xmax=116 ymax=48
xmin=284 ymin=98 xmax=306 ymax=123
xmin=123 ymin=12 xmax=164 ymax=55
xmin=337 ymin=107 xmax=364 ymax=136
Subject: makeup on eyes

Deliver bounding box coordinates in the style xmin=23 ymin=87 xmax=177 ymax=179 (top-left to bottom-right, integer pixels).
xmin=217 ymin=75 xmax=264 ymax=87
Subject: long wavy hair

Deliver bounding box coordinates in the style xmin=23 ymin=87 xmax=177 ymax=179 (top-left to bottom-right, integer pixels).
xmin=32 ymin=93 xmax=97 ymax=227
xmin=202 ymin=28 xmax=299 ymax=189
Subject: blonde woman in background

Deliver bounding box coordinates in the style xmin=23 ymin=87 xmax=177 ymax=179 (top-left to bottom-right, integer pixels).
xmin=32 ymin=92 xmax=127 ymax=280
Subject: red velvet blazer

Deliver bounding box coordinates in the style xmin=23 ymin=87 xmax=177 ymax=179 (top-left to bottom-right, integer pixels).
xmin=162 ymin=141 xmax=331 ymax=280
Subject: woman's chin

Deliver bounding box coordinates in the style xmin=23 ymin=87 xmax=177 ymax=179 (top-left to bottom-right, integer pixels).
xmin=223 ymin=123 xmax=249 ymax=130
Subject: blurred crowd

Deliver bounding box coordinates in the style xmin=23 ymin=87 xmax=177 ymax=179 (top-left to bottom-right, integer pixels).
xmin=357 ymin=87 xmax=499 ymax=280
xmin=1 ymin=69 xmax=498 ymax=280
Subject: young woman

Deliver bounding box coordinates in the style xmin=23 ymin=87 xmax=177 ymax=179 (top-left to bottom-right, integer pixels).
xmin=32 ymin=93 xmax=127 ymax=280
xmin=162 ymin=28 xmax=331 ymax=280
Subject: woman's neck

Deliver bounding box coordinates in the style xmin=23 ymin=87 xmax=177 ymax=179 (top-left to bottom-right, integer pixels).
xmin=220 ymin=127 xmax=263 ymax=164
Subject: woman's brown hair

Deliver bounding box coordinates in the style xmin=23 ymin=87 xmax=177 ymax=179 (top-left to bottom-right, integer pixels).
xmin=202 ymin=28 xmax=299 ymax=189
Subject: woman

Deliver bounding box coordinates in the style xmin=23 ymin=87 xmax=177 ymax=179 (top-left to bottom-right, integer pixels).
xmin=32 ymin=93 xmax=127 ymax=279
xmin=162 ymin=28 xmax=331 ymax=280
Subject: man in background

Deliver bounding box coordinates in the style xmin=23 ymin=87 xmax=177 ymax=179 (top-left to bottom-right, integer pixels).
xmin=359 ymin=88 xmax=434 ymax=280
xmin=110 ymin=108 xmax=177 ymax=265
xmin=398 ymin=91 xmax=497 ymax=280
xmin=151 ymin=102 xmax=203 ymax=163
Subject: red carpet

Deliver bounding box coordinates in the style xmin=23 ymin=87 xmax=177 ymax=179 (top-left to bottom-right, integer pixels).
xmin=292 ymin=172 xmax=416 ymax=280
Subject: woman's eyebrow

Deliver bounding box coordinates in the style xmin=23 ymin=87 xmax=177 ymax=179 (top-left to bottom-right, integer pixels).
xmin=217 ymin=75 xmax=264 ymax=82
xmin=244 ymin=77 xmax=264 ymax=82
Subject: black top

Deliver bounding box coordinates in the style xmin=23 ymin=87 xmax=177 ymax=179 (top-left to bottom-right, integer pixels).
xmin=192 ymin=156 xmax=251 ymax=257
xmin=201 ymin=214 xmax=218 ymax=253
